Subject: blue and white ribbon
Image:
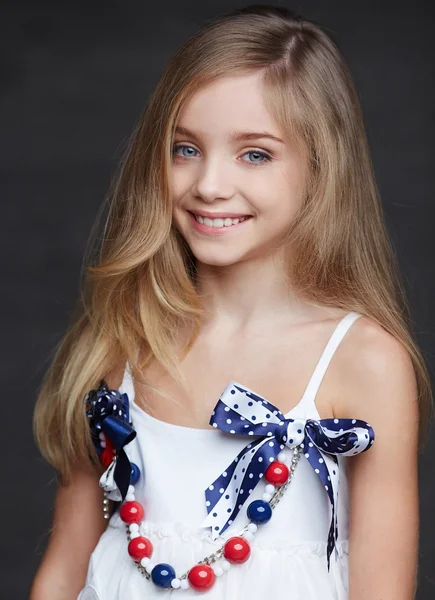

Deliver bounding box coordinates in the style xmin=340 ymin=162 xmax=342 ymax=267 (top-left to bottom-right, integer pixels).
xmin=200 ymin=382 xmax=375 ymax=568
xmin=84 ymin=380 xmax=136 ymax=502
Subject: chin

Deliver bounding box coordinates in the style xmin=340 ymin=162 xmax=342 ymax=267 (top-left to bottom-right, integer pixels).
xmin=190 ymin=249 xmax=247 ymax=268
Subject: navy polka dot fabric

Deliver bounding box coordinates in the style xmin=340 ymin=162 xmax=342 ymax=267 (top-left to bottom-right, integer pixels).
xmin=85 ymin=380 xmax=136 ymax=502
xmin=200 ymin=382 xmax=375 ymax=569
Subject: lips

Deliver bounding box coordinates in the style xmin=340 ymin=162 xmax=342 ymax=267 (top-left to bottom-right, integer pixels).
xmin=188 ymin=211 xmax=252 ymax=219
xmin=187 ymin=210 xmax=253 ymax=235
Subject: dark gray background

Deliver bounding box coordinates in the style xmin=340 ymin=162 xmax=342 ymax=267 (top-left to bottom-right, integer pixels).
xmin=1 ymin=1 xmax=434 ymax=598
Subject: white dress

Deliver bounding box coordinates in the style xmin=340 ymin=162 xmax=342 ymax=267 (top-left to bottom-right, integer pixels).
xmin=78 ymin=311 xmax=364 ymax=600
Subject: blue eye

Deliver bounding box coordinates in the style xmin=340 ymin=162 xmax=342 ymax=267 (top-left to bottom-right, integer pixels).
xmin=172 ymin=144 xmax=272 ymax=166
xmin=172 ymin=144 xmax=199 ymax=158
xmin=242 ymin=150 xmax=272 ymax=165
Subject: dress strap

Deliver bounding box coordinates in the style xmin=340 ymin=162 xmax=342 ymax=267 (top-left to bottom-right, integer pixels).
xmin=297 ymin=311 xmax=362 ymax=414
xmin=119 ymin=360 xmax=135 ymax=401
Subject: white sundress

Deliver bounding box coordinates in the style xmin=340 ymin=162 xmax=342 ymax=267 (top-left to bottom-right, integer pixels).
xmin=78 ymin=311 xmax=367 ymax=600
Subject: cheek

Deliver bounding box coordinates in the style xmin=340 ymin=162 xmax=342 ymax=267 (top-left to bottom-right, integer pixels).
xmin=170 ymin=167 xmax=191 ymax=203
xmin=253 ymin=169 xmax=302 ymax=218
xmin=171 ymin=178 xmax=182 ymax=204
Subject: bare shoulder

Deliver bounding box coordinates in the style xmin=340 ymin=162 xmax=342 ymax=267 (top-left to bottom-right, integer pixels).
xmin=334 ymin=315 xmax=419 ymax=441
xmin=104 ymin=361 xmax=126 ymax=390
xmin=339 ymin=315 xmax=415 ymax=382
xmin=338 ymin=315 xmax=420 ymax=597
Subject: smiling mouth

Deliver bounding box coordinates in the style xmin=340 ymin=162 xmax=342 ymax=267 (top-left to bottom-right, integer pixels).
xmin=190 ymin=212 xmax=253 ymax=228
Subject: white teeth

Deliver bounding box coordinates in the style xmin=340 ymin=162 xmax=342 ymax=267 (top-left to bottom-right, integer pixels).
xmin=194 ymin=215 xmax=249 ymax=227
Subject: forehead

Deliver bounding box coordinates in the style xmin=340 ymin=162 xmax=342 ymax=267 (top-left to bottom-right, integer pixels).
xmin=176 ymin=72 xmax=282 ymax=139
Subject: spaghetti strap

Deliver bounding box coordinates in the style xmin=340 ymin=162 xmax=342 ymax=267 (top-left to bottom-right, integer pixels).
xmin=118 ymin=313 xmax=362 ymax=416
xmin=297 ymin=311 xmax=362 ymax=415
xmin=119 ymin=360 xmax=135 ymax=401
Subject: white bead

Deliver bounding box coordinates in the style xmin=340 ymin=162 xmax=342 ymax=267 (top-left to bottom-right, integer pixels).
xmin=247 ymin=523 xmax=258 ymax=533
xmin=99 ymin=432 xmax=105 ymax=440
xmin=180 ymin=579 xmax=190 ymax=589
xmin=277 ymin=451 xmax=287 ymax=462
xmin=128 ymin=484 xmax=135 ymax=495
xmin=265 ymin=484 xmax=275 ymax=494
xmin=213 ymin=566 xmax=224 ymax=577
xmin=129 ymin=523 xmax=139 ymax=533
xmin=262 ymin=492 xmax=272 ymax=502
xmin=171 ymin=578 xmax=181 ymax=589
xmin=221 ymin=560 xmax=231 ymax=571
xmin=145 ymin=562 xmax=154 ymax=574
xmin=244 ymin=531 xmax=254 ymax=542
xmin=129 ymin=531 xmax=139 ymax=539
xmin=125 ymin=494 xmax=135 ymax=502
xmin=100 ymin=441 xmax=106 ymax=448
xmin=140 ymin=557 xmax=150 ymax=568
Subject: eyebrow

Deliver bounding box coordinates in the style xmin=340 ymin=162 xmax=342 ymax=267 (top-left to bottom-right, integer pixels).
xmin=174 ymin=126 xmax=284 ymax=144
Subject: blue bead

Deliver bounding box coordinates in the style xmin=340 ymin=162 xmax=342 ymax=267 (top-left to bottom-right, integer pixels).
xmin=130 ymin=462 xmax=141 ymax=485
xmin=247 ymin=499 xmax=272 ymax=524
xmin=151 ymin=563 xmax=176 ymax=588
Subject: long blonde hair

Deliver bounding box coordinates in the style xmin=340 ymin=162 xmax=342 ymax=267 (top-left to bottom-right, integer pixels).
xmin=33 ymin=5 xmax=433 ymax=482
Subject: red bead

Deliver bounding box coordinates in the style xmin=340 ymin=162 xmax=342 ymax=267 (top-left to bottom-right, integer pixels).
xmin=223 ymin=536 xmax=251 ymax=564
xmin=120 ymin=501 xmax=145 ymax=524
xmin=128 ymin=536 xmax=153 ymax=561
xmin=100 ymin=438 xmax=115 ymax=467
xmin=264 ymin=461 xmax=289 ymax=486
xmin=188 ymin=564 xmax=216 ymax=592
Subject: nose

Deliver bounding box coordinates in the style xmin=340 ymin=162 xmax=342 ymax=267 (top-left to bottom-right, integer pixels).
xmin=191 ymin=155 xmax=236 ymax=203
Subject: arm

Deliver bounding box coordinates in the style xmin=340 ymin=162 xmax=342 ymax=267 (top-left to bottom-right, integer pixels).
xmin=30 ymin=462 xmax=110 ymax=600
xmin=336 ymin=319 xmax=419 ymax=599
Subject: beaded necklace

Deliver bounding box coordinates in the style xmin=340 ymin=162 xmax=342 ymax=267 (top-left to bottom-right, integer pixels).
xmin=118 ymin=444 xmax=301 ymax=591
xmin=86 ymin=378 xmax=375 ymax=593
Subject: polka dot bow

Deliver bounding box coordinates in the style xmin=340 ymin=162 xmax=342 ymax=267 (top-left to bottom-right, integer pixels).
xmin=85 ymin=380 xmax=136 ymax=502
xmin=200 ymin=382 xmax=375 ymax=568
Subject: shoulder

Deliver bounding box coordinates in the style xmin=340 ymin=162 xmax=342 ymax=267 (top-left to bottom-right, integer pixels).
xmin=104 ymin=361 xmax=127 ymax=390
xmin=339 ymin=315 xmax=415 ymax=386
xmin=335 ymin=317 xmax=419 ymax=592
xmin=334 ymin=315 xmax=419 ymax=443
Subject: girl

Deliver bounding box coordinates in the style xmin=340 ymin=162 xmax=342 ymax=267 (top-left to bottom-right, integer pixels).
xmin=31 ymin=5 xmax=429 ymax=600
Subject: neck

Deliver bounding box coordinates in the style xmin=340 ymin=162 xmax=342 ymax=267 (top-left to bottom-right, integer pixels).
xmin=194 ymin=253 xmax=308 ymax=333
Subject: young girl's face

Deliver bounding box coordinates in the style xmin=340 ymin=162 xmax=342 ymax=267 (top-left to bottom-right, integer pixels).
xmin=171 ymin=71 xmax=307 ymax=268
